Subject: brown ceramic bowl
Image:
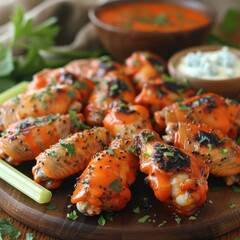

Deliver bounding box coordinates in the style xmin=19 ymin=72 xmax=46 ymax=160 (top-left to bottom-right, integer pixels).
xmin=89 ymin=0 xmax=215 ymax=62
xmin=168 ymin=45 xmax=240 ymax=99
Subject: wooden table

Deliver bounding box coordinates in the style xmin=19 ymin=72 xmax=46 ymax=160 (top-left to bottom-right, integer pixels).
xmin=1 ymin=208 xmax=240 ymax=240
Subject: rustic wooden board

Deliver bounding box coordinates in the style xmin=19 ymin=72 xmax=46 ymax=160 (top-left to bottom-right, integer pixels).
xmin=0 ymin=161 xmax=240 ymax=240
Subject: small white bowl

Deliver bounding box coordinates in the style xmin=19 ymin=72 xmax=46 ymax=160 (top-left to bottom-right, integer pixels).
xmin=168 ymin=45 xmax=240 ymax=99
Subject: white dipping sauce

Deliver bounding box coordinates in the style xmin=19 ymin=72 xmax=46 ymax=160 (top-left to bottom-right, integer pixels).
xmin=177 ymin=47 xmax=240 ymax=79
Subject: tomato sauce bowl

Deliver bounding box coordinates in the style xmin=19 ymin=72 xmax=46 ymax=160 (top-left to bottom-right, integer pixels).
xmin=89 ymin=0 xmax=216 ymax=62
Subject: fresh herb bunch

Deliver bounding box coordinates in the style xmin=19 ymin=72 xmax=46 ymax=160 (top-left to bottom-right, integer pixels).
xmin=0 ymin=7 xmax=59 ymax=90
xmin=0 ymin=7 xmax=105 ymax=92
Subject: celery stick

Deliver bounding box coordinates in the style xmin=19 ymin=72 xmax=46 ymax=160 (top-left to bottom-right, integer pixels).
xmin=0 ymin=159 xmax=52 ymax=204
xmin=0 ymin=81 xmax=29 ymax=106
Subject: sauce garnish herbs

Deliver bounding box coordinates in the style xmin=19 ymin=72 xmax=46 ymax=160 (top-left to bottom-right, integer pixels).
xmin=97 ymin=2 xmax=209 ymax=32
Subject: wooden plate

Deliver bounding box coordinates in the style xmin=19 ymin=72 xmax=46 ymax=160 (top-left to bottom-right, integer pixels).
xmin=0 ymin=161 xmax=240 ymax=240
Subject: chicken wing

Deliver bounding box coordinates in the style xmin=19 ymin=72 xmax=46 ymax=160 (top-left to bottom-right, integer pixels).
xmin=0 ymin=84 xmax=83 ymax=131
xmin=154 ymin=93 xmax=240 ymax=138
xmin=32 ymin=127 xmax=112 ymax=189
xmin=103 ymin=104 xmax=152 ymax=138
xmin=125 ymin=51 xmax=166 ymax=91
xmin=65 ymin=56 xmax=123 ymax=80
xmin=71 ymin=138 xmax=139 ymax=216
xmin=29 ymin=69 xmax=94 ymax=102
xmin=164 ymin=122 xmax=240 ymax=185
xmin=84 ymin=71 xmax=136 ymax=126
xmin=134 ymin=129 xmax=209 ymax=215
xmin=135 ymin=81 xmax=196 ymax=114
xmin=0 ymin=112 xmax=86 ymax=165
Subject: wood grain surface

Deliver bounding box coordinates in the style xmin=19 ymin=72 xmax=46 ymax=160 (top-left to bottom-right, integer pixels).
xmin=0 ymin=162 xmax=240 ymax=240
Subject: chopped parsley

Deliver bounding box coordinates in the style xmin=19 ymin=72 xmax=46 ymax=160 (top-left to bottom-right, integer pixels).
xmin=143 ymin=152 xmax=151 ymax=157
xmin=60 ymin=140 xmax=76 ymax=157
xmin=227 ymin=203 xmax=237 ymax=209
xmin=0 ymin=218 xmax=21 ymax=239
xmin=69 ymin=110 xmax=90 ymax=129
xmin=26 ymin=233 xmax=36 ymax=240
xmin=163 ymin=152 xmax=174 ymax=157
xmin=138 ymin=215 xmax=150 ymax=223
xmin=158 ymin=220 xmax=167 ymax=228
xmin=127 ymin=146 xmax=136 ymax=154
xmin=73 ymin=81 xmax=89 ymax=90
xmin=220 ymin=148 xmax=228 ymax=154
xmin=107 ymin=147 xmax=117 ymax=157
xmin=207 ymin=143 xmax=213 ymax=150
xmin=143 ymin=134 xmax=154 ymax=143
xmin=174 ymin=216 xmax=182 ymax=224
xmin=232 ymin=186 xmax=240 ymax=193
xmin=188 ymin=216 xmax=197 ymax=221
xmin=98 ymin=212 xmax=114 ymax=226
xmin=67 ymin=210 xmax=78 ymax=221
xmin=98 ymin=214 xmax=106 ymax=226
xmin=109 ymin=178 xmax=122 ymax=192
xmin=133 ymin=206 xmax=141 ymax=214
xmin=49 ymin=150 xmax=57 ymax=157
xmin=67 ymin=91 xmax=76 ymax=98
xmin=47 ymin=202 xmax=57 ymax=210
xmin=178 ymin=103 xmax=190 ymax=111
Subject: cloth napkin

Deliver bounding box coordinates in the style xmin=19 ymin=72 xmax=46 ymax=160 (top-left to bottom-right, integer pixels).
xmin=0 ymin=0 xmax=110 ymax=56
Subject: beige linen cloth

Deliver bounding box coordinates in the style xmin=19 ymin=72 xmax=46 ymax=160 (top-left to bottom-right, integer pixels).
xmin=0 ymin=0 xmax=110 ymax=56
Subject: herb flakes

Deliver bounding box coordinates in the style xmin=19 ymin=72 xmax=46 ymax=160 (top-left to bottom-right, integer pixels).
xmin=138 ymin=215 xmax=150 ymax=223
xmin=60 ymin=140 xmax=76 ymax=157
xmin=158 ymin=220 xmax=167 ymax=228
xmin=109 ymin=178 xmax=122 ymax=192
xmin=67 ymin=210 xmax=78 ymax=221
xmin=0 ymin=218 xmax=21 ymax=240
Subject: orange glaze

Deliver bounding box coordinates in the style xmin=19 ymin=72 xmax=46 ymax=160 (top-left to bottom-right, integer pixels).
xmin=71 ymin=139 xmax=139 ymax=216
xmin=98 ymin=2 xmax=209 ymax=32
xmin=103 ymin=104 xmax=152 ymax=138
xmin=165 ymin=122 xmax=240 ymax=180
xmin=0 ymin=113 xmax=85 ymax=165
xmin=155 ymin=93 xmax=240 ymax=139
xmin=135 ymin=129 xmax=209 ymax=215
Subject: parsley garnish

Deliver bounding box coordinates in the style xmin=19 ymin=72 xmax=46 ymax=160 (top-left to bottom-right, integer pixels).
xmin=60 ymin=140 xmax=75 ymax=157
xmin=47 ymin=202 xmax=57 ymax=210
xmin=220 ymin=148 xmax=228 ymax=154
xmin=163 ymin=152 xmax=174 ymax=157
xmin=158 ymin=220 xmax=167 ymax=228
xmin=0 ymin=218 xmax=21 ymax=239
xmin=138 ymin=215 xmax=150 ymax=223
xmin=232 ymin=186 xmax=240 ymax=193
xmin=107 ymin=147 xmax=117 ymax=157
xmin=175 ymin=216 xmax=182 ymax=224
xmin=49 ymin=150 xmax=57 ymax=157
xmin=143 ymin=152 xmax=151 ymax=157
xmin=227 ymin=203 xmax=237 ymax=209
xmin=109 ymin=178 xmax=122 ymax=192
xmin=98 ymin=214 xmax=106 ymax=226
xmin=143 ymin=134 xmax=154 ymax=143
xmin=67 ymin=210 xmax=78 ymax=221
xmin=207 ymin=144 xmax=213 ymax=150
xmin=67 ymin=91 xmax=76 ymax=98
xmin=98 ymin=212 xmax=114 ymax=226
xmin=178 ymin=103 xmax=190 ymax=111
xmin=26 ymin=233 xmax=36 ymax=240
xmin=69 ymin=110 xmax=90 ymax=129
xmin=127 ymin=146 xmax=136 ymax=154
xmin=133 ymin=206 xmax=141 ymax=214
xmin=73 ymin=81 xmax=89 ymax=90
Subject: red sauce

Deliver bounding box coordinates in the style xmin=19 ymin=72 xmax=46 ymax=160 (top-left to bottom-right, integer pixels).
xmin=97 ymin=2 xmax=210 ymax=32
